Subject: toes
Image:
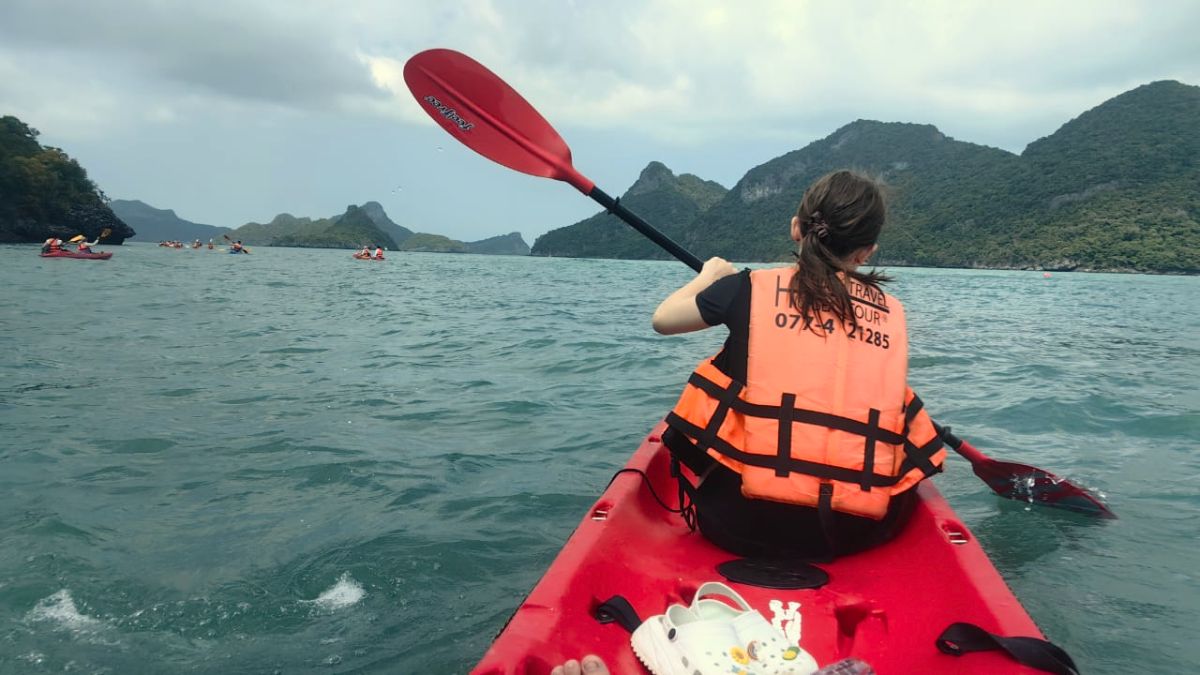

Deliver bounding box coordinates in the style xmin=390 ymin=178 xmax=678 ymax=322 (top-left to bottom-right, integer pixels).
xmin=581 ymin=655 xmax=608 ymax=674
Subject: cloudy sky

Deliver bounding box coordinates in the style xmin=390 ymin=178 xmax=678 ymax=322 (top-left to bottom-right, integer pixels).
xmin=2 ymin=0 xmax=1197 ymax=242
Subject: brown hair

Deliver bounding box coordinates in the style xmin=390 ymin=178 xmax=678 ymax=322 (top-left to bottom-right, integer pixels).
xmin=789 ymin=170 xmax=890 ymax=334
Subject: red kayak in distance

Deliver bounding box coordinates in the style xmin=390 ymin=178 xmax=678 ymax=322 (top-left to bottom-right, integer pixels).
xmin=40 ymin=251 xmax=112 ymax=260
xmin=352 ymin=254 xmax=385 ymax=261
xmin=474 ymin=423 xmax=1056 ymax=674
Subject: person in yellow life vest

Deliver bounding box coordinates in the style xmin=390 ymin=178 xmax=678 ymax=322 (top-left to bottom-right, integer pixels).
xmin=652 ymin=170 xmax=945 ymax=559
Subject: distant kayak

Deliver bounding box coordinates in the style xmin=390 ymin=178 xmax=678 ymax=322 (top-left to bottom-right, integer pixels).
xmin=474 ymin=423 xmax=1064 ymax=674
xmin=40 ymin=251 xmax=112 ymax=260
xmin=353 ymin=254 xmax=384 ymax=261
xmin=228 ymin=249 xmax=250 ymax=255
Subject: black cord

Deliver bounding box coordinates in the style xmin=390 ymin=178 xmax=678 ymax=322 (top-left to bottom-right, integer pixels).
xmin=605 ymin=468 xmax=685 ymax=514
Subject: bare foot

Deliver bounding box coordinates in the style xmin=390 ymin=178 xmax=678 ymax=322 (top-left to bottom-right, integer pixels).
xmin=549 ymin=654 xmax=609 ymax=675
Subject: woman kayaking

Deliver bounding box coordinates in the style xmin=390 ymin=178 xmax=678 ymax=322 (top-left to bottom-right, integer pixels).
xmin=76 ymin=236 xmax=100 ymax=254
xmin=652 ymin=170 xmax=945 ymax=559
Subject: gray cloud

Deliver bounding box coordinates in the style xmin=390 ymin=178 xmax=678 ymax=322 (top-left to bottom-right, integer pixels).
xmin=0 ymin=0 xmax=382 ymax=106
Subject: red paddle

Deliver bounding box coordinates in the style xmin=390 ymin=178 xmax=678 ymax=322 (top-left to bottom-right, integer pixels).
xmin=402 ymin=48 xmax=1116 ymax=519
xmin=403 ymin=49 xmax=703 ymax=272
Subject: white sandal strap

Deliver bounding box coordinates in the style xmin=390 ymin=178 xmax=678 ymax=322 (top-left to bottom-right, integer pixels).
xmin=690 ymin=581 xmax=752 ymax=613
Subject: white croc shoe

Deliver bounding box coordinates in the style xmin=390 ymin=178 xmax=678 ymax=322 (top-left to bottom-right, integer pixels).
xmin=690 ymin=582 xmax=819 ymax=675
xmin=630 ymin=582 xmax=819 ymax=675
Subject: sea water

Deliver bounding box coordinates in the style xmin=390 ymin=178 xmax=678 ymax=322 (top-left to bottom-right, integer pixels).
xmin=1 ymin=243 xmax=1196 ymax=673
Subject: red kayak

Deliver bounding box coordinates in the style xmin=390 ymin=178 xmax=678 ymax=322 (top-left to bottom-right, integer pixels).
xmin=40 ymin=251 xmax=112 ymax=260
xmin=352 ymin=254 xmax=384 ymax=261
xmin=474 ymin=423 xmax=1059 ymax=674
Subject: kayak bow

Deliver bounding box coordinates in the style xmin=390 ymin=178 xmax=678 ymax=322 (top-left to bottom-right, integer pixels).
xmin=474 ymin=424 xmax=1055 ymax=674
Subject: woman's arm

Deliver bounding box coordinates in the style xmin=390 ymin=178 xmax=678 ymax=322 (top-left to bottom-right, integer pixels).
xmin=652 ymin=257 xmax=737 ymax=335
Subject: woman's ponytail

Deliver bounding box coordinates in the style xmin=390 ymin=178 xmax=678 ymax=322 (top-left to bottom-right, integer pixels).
xmin=788 ymin=171 xmax=890 ymax=335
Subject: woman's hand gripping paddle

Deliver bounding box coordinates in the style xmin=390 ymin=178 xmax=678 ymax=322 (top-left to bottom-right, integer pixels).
xmin=402 ymin=48 xmax=1115 ymax=519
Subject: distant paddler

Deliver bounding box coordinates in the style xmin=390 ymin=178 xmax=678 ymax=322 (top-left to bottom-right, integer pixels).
xmin=71 ymin=228 xmax=110 ymax=253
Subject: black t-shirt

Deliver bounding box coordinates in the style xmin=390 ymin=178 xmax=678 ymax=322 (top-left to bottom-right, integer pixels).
xmin=695 ymin=269 xmax=753 ymax=383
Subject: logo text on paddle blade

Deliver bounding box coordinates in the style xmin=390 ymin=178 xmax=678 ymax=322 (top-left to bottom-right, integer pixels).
xmin=423 ymin=95 xmax=475 ymax=132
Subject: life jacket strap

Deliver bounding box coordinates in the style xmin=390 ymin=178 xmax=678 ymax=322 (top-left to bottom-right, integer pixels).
xmin=817 ymin=483 xmax=837 ymax=556
xmin=692 ymin=377 xmax=744 ymax=454
xmin=900 ymin=394 xmax=945 ymax=478
xmin=775 ymin=393 xmax=796 ymax=478
xmin=861 ymin=408 xmax=881 ymax=491
xmin=684 ymin=372 xmax=907 ymax=446
xmin=665 ymin=411 xmax=905 ymax=487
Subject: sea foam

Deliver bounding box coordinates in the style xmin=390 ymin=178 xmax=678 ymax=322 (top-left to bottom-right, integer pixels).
xmin=26 ymin=589 xmax=104 ymax=634
xmin=308 ymin=572 xmax=365 ymax=611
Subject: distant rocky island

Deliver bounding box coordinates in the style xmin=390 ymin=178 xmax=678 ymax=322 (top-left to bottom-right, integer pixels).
xmin=532 ymin=80 xmax=1199 ymax=274
xmin=111 ymin=198 xmax=531 ymax=256
xmin=109 ymin=199 xmax=229 ymax=242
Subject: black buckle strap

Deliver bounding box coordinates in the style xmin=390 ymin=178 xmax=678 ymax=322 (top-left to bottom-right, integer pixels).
xmin=594 ymin=595 xmax=643 ymax=634
xmin=936 ymin=622 xmax=1079 ymax=675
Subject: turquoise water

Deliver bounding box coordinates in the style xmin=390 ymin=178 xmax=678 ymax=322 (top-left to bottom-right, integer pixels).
xmin=1 ymin=243 xmax=1197 ymax=674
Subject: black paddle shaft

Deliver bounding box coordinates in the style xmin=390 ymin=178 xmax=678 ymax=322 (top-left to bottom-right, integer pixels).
xmin=588 ymin=186 xmax=704 ymax=272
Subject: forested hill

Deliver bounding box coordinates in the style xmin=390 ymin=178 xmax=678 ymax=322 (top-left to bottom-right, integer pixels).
xmin=533 ymin=80 xmax=1200 ymax=274
xmin=531 ymin=161 xmax=727 ymax=260
xmin=229 ymin=204 xmax=400 ymax=250
xmin=227 ymin=201 xmax=531 ymax=255
xmin=0 ymin=115 xmax=134 ymax=244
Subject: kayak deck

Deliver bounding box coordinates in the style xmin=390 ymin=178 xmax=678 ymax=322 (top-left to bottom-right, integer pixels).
xmin=474 ymin=423 xmax=1046 ymax=674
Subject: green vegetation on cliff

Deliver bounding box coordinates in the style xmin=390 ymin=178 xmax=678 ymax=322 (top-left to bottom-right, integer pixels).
xmin=0 ymin=115 xmax=134 ymax=243
xmin=400 ymin=233 xmax=468 ymax=253
xmin=532 ymin=161 xmax=727 ymax=260
xmin=533 ymin=81 xmax=1200 ymax=274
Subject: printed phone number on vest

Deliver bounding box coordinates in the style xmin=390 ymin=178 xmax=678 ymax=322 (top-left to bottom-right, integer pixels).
xmin=773 ymin=312 xmax=891 ymax=349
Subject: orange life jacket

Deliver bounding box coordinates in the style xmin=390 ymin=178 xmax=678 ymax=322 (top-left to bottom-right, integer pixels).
xmin=374 ymin=249 xmax=385 ymax=259
xmin=665 ymin=267 xmax=945 ymax=520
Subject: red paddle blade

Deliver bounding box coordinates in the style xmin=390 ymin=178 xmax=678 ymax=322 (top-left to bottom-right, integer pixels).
xmin=403 ymin=49 xmax=594 ymax=194
xmin=964 ymin=446 xmax=1116 ymax=519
